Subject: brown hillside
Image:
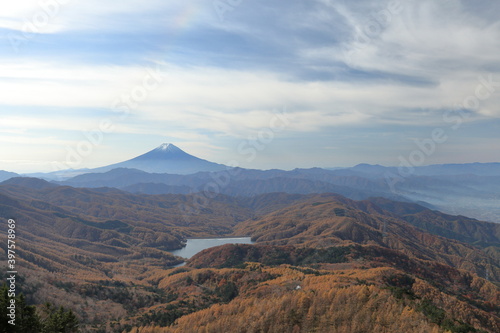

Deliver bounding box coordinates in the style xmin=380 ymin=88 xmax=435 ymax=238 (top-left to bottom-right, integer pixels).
xmin=233 ymin=195 xmax=499 ymax=282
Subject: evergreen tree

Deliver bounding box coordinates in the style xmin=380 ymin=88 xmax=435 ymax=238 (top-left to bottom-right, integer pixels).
xmin=1 ymin=284 xmax=79 ymax=332
xmin=0 ymin=284 xmax=41 ymax=332
xmin=40 ymin=303 xmax=79 ymax=333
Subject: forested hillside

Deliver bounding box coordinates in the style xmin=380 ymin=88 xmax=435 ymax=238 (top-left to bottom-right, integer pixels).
xmin=0 ymin=183 xmax=498 ymax=332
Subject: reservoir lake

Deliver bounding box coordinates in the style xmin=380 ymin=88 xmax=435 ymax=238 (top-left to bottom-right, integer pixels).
xmin=169 ymin=237 xmax=254 ymax=260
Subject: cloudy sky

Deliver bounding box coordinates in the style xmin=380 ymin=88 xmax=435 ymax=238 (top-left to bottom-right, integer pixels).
xmin=1 ymin=0 xmax=499 ymax=173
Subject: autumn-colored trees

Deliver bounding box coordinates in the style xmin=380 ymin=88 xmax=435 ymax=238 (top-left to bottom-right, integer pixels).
xmin=125 ymin=265 xmax=499 ymax=333
xmin=0 ymin=186 xmax=498 ymax=332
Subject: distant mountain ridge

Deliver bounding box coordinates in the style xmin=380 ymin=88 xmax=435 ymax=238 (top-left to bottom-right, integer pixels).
xmin=3 ymin=143 xmax=499 ymax=222
xmin=350 ymin=162 xmax=500 ymax=177
xmin=49 ymin=159 xmax=500 ymax=222
xmin=1 ymin=177 xmax=59 ymax=189
xmin=0 ymin=170 xmax=19 ymax=182
xmin=16 ymin=143 xmax=500 ymax=180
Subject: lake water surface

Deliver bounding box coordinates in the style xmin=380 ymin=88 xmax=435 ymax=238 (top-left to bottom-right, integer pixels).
xmin=169 ymin=237 xmax=254 ymax=260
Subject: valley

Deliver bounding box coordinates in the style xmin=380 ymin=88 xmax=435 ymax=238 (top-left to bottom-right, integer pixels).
xmin=0 ymin=176 xmax=499 ymax=332
xmin=0 ymin=145 xmax=499 ymax=332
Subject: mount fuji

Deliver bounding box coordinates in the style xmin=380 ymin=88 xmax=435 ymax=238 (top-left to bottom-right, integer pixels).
xmin=92 ymin=143 xmax=228 ymax=174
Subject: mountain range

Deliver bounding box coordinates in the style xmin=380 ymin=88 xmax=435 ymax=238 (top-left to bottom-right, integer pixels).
xmin=0 ymin=179 xmax=498 ymax=332
xmin=0 ymin=143 xmax=498 ymax=223
xmin=0 ymin=143 xmax=499 ymax=331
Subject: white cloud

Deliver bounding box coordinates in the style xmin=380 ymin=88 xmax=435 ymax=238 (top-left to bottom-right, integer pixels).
xmin=0 ymin=0 xmax=213 ymax=34
xmin=305 ymin=0 xmax=500 ymax=118
xmin=1 ymin=57 xmax=496 ymax=143
xmin=0 ymin=61 xmax=161 ymax=108
xmin=1 ymin=0 xmax=499 ymax=171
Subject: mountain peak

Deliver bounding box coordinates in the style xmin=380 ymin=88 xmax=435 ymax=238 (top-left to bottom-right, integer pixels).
xmin=88 ymin=143 xmax=227 ymax=175
xmin=155 ymin=143 xmax=181 ymax=153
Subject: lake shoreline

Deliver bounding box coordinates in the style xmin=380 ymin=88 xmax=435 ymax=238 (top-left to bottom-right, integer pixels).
xmin=182 ymin=236 xmax=253 ymax=240
xmin=168 ymin=237 xmax=255 ymax=261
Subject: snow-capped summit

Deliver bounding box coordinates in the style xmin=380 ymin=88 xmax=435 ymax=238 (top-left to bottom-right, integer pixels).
xmin=155 ymin=143 xmax=179 ymax=152
xmin=91 ymin=143 xmax=227 ymax=175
